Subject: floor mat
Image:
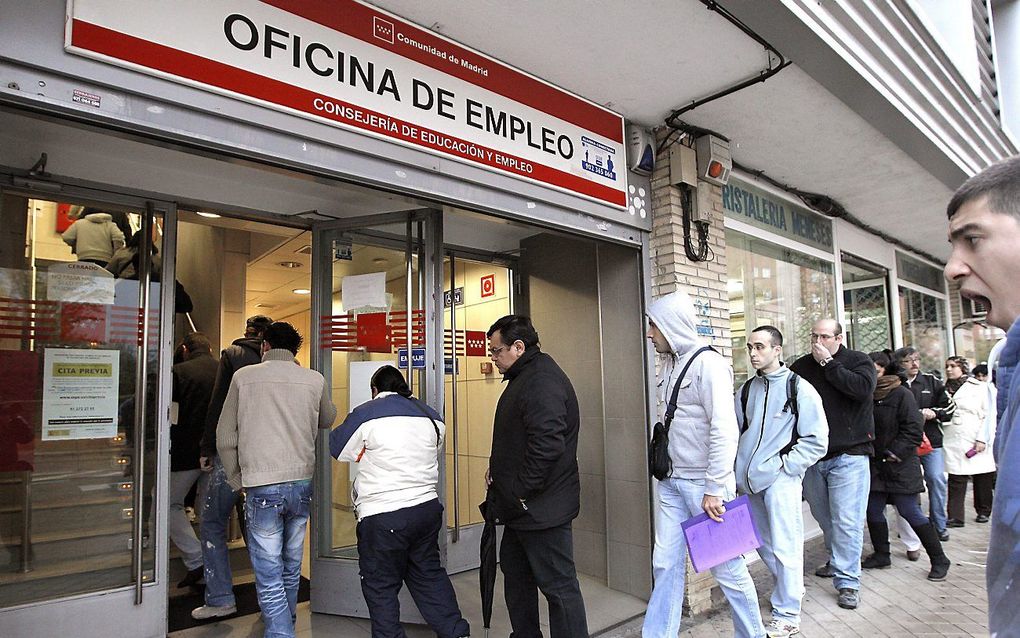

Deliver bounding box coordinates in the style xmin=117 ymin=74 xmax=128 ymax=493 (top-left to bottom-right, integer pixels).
xmin=167 ymin=577 xmax=310 ymax=633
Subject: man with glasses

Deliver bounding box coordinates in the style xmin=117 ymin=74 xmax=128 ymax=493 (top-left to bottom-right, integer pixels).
xmin=893 ymin=346 xmax=955 ymax=543
xmin=484 ymin=315 xmax=588 ymax=638
xmin=790 ymin=319 xmax=876 ymax=610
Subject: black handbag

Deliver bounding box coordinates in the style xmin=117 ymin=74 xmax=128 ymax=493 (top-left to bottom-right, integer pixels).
xmin=649 ymin=346 xmax=714 ymax=480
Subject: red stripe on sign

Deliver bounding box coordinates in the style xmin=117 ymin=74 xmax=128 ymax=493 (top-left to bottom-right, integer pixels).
xmin=259 ymin=0 xmax=623 ymax=143
xmin=70 ymin=20 xmax=625 ymax=208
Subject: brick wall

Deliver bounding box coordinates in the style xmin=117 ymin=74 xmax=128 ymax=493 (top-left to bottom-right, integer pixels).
xmin=648 ymin=127 xmax=733 ymax=615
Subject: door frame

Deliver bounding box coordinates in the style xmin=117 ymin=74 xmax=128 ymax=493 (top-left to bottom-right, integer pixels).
xmin=308 ymin=209 xmax=443 ymax=619
xmin=0 ymin=174 xmax=176 ymax=638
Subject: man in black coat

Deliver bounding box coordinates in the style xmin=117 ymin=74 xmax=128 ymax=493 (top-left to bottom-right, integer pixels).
xmin=893 ymin=346 xmax=956 ymax=541
xmin=169 ymin=332 xmax=218 ymax=588
xmin=485 ymin=315 xmax=588 ymax=638
xmin=790 ymin=319 xmax=876 ymax=611
xmin=191 ymin=314 xmax=272 ymax=621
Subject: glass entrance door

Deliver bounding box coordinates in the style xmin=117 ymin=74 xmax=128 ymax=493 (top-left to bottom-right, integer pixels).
xmin=841 ymin=252 xmax=892 ymax=354
xmin=309 ymin=210 xmax=443 ymax=620
xmin=0 ymin=185 xmax=174 ymax=637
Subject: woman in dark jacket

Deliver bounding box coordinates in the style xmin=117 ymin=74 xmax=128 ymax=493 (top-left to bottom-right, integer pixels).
xmin=865 ymin=351 xmax=950 ymax=581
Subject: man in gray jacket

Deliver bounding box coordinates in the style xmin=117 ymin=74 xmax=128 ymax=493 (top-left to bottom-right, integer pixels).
xmin=643 ymin=291 xmax=764 ymax=638
xmin=217 ymin=322 xmax=336 ymax=638
xmin=736 ymin=326 xmax=828 ymax=638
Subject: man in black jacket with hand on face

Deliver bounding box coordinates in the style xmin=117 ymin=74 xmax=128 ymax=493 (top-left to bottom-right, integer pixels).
xmin=485 ymin=315 xmax=588 ymax=638
xmin=790 ymin=319 xmax=876 ymax=611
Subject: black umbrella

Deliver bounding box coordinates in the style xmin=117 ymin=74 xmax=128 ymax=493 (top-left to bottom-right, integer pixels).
xmin=478 ymin=500 xmax=498 ymax=638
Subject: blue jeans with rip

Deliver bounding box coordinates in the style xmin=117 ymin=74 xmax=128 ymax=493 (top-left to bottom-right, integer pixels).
xmin=803 ymin=453 xmax=870 ymax=591
xmin=199 ymin=457 xmax=241 ymax=607
xmin=245 ymin=480 xmax=312 ymax=638
xmin=919 ymin=448 xmax=948 ymax=533
xmin=747 ymin=470 xmax=805 ymax=627
xmin=643 ymin=477 xmax=765 ymax=638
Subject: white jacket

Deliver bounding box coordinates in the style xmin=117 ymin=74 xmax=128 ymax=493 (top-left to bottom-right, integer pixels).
xmin=329 ymin=392 xmax=445 ymax=520
xmin=647 ymin=291 xmax=738 ymax=497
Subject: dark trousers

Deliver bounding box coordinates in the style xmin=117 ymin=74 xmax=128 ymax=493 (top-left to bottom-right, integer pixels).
xmin=866 ymin=492 xmax=928 ymax=527
xmin=356 ymin=499 xmax=469 ymax=638
xmin=948 ymin=472 xmax=996 ymax=519
xmin=500 ymin=523 xmax=589 ymax=638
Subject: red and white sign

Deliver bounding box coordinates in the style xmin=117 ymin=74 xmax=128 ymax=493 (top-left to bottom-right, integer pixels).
xmin=65 ymin=0 xmax=627 ymax=208
xmin=480 ymin=274 xmax=495 ymax=298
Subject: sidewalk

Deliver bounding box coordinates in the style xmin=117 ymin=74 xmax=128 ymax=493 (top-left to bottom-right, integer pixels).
xmin=601 ymin=509 xmax=991 ymax=638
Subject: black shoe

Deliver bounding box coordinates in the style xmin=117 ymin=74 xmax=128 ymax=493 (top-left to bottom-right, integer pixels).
xmin=976 ymin=514 xmax=990 ymax=523
xmin=862 ymin=552 xmax=891 ymax=569
xmin=938 ymin=530 xmax=950 ymax=542
xmin=913 ymin=522 xmax=950 ymax=582
xmin=177 ymin=566 xmax=204 ymax=589
xmin=946 ymin=519 xmax=965 ymax=528
xmin=837 ymin=588 xmax=860 ymax=610
xmin=928 ymin=556 xmax=951 ymax=582
xmin=814 ymin=562 xmax=836 ymax=578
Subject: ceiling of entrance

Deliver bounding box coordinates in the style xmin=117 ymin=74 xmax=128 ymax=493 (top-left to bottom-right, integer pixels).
xmin=371 ymin=0 xmax=962 ymax=261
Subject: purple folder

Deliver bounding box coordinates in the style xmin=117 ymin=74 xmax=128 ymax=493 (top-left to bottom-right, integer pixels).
xmin=681 ymin=494 xmax=763 ymax=573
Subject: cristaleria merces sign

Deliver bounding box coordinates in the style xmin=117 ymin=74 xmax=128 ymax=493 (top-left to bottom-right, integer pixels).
xmin=65 ymin=0 xmax=627 ymax=208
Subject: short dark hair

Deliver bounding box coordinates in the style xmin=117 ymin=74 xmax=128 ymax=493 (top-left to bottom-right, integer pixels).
xmin=262 ymin=321 xmax=302 ymax=355
xmin=750 ymin=325 xmax=783 ymax=347
xmin=181 ymin=332 xmax=212 ymax=355
xmin=245 ymin=315 xmax=273 ymax=338
xmin=869 ymin=350 xmax=906 ymax=379
xmin=947 ymin=156 xmax=1020 ymax=220
xmin=892 ymin=346 xmax=917 ymax=363
xmin=487 ymin=315 xmax=540 ymax=349
xmin=370 ymin=365 xmax=412 ymax=398
xmin=972 ymin=364 xmax=989 ymax=377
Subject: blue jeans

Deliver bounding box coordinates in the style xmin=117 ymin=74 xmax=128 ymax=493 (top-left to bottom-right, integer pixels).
xmin=802 ymin=454 xmax=870 ymax=591
xmin=245 ymin=480 xmax=313 ymax=638
xmin=747 ymin=471 xmax=804 ymax=626
xmin=644 ymin=477 xmax=764 ymax=638
xmin=199 ymin=457 xmax=241 ymax=607
xmin=919 ymin=448 xmax=948 ymax=533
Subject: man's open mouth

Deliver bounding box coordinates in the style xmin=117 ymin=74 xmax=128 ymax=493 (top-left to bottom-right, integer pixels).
xmin=961 ymin=290 xmax=991 ymax=314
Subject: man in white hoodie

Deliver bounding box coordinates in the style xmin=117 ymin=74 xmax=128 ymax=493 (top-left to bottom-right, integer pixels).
xmin=643 ymin=291 xmax=765 ymax=638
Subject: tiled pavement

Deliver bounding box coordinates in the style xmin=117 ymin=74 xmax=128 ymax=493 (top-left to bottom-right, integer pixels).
xmin=602 ymin=508 xmax=992 ymax=638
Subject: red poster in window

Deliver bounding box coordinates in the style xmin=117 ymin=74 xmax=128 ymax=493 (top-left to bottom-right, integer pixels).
xmin=357 ymin=312 xmax=392 ymax=353
xmin=481 ymin=274 xmax=495 ymax=298
xmin=0 ymin=350 xmax=38 ymax=471
xmin=465 ymin=330 xmax=487 ymax=356
xmin=61 ymin=302 xmax=107 ymax=343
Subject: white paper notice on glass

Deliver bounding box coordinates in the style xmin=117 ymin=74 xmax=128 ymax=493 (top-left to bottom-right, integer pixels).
xmin=341 ymin=272 xmax=388 ymax=313
xmin=47 ymin=261 xmax=115 ymax=305
xmin=42 ymin=348 xmax=120 ymax=440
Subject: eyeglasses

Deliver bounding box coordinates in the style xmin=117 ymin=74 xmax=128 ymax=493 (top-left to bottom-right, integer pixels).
xmin=809 ymin=333 xmax=836 ymax=341
xmin=488 ymin=345 xmax=511 ymax=357
xmin=904 ymin=356 xmax=921 ymax=363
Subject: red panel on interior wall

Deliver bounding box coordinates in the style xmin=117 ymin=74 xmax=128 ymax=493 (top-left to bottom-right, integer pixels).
xmin=357 ymin=312 xmax=392 ymax=353
xmin=0 ymin=350 xmax=38 ymax=472
xmin=465 ymin=330 xmax=487 ymax=356
xmin=480 ymin=274 xmax=495 ymax=298
xmin=55 ymin=203 xmax=78 ymax=233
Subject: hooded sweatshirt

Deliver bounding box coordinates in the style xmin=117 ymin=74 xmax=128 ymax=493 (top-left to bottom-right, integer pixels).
xmin=734 ymin=363 xmax=828 ymax=495
xmin=646 ymin=292 xmax=738 ymax=497
xmin=61 ymin=212 xmax=126 ymax=262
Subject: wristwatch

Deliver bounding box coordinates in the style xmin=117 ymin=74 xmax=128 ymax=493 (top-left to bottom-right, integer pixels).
xmin=820 ymin=357 xmax=833 ymax=367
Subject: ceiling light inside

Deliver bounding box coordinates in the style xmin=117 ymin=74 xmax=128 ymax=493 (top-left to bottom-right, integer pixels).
xmin=196 ymin=212 xmax=221 ymax=218
xmin=278 ymin=261 xmax=302 ymax=269
xmin=292 ymin=288 xmax=311 ymax=295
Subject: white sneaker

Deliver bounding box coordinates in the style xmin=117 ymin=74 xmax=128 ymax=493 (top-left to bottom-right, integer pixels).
xmin=191 ymin=604 xmax=237 ymax=620
xmin=766 ymin=618 xmax=800 ymax=637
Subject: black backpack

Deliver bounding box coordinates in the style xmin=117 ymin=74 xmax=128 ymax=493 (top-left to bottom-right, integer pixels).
xmin=739 ymin=372 xmax=801 ymax=456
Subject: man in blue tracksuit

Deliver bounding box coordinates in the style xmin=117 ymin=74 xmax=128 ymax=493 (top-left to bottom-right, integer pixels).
xmin=735 ymin=326 xmax=828 ymax=638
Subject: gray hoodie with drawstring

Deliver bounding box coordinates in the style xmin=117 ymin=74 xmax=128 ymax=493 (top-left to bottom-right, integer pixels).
xmin=647 ymin=291 xmax=737 ymax=497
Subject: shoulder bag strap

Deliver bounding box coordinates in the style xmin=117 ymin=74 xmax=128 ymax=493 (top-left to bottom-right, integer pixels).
xmin=664 ymin=346 xmax=715 ymax=429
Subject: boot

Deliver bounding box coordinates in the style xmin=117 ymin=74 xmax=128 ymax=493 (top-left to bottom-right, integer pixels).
xmin=862 ymin=520 xmax=892 ymax=569
xmin=913 ymin=522 xmax=951 ymax=581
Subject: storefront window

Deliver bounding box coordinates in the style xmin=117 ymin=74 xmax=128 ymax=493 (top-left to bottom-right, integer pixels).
xmin=727 ymin=230 xmax=837 ymax=386
xmin=898 ymin=286 xmax=948 ymax=375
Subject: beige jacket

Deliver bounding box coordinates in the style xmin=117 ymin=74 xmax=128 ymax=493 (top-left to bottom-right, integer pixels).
xmin=217 ymin=349 xmax=337 ymax=489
